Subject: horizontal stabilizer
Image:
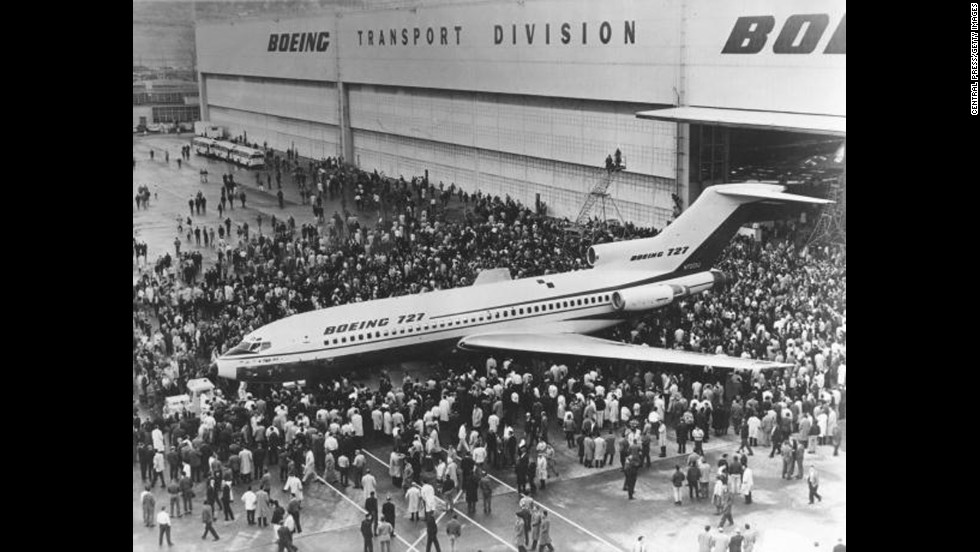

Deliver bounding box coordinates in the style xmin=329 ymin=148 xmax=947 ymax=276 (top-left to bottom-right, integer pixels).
xmin=715 ymin=187 xmax=833 ymax=204
xmin=458 ymin=332 xmax=792 ymax=371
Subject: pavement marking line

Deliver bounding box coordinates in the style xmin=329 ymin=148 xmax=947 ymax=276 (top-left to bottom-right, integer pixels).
xmin=314 ymin=474 xmax=420 ymax=552
xmin=407 ymin=490 xmax=462 ymax=551
xmin=479 ymin=435 xmax=736 ymax=552
xmin=361 ymin=447 xmax=621 ymax=551
xmin=362 ymin=449 xmax=518 ymax=552
xmin=484 ymin=472 xmax=625 ymax=552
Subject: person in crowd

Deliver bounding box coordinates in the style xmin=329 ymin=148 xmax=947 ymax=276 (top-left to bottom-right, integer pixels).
xmin=697 ymin=525 xmax=712 ymax=552
xmin=377 ymin=515 xmax=394 ymax=552
xmin=157 ymin=506 xmax=173 ymax=546
xmin=671 ymin=465 xmax=685 ymax=505
xmin=361 ymin=513 xmax=375 ymax=552
xmin=201 ymin=506 xmax=219 ymax=541
xmin=278 ymin=521 xmax=297 ymax=552
xmin=425 ymin=511 xmax=442 ymax=552
xmin=243 ymin=486 xmax=257 ymax=525
xmin=365 ymin=491 xmax=379 ymax=535
xmin=514 ymin=511 xmax=528 ymax=552
xmin=445 ymin=513 xmax=462 ymax=552
xmin=288 ymin=492 xmax=303 ymax=534
xmin=167 ymin=478 xmax=182 ymax=518
xmin=807 ymin=464 xmax=823 ymax=504
xmin=141 ymin=486 xmax=156 ymax=528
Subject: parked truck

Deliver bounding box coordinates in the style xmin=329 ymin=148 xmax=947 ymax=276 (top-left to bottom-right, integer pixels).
xmin=193 ymin=121 xmax=224 ymax=139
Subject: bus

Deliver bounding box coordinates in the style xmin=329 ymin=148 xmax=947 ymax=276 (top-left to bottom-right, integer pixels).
xmin=192 ymin=137 xmax=217 ymax=156
xmin=230 ymin=144 xmax=266 ymax=169
xmin=210 ymin=141 xmax=234 ymax=162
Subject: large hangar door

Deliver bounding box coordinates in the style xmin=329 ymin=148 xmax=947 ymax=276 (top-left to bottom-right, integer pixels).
xmin=204 ymin=74 xmax=342 ymax=158
xmin=689 ymin=125 xmax=730 ymax=200
xmin=348 ymin=84 xmax=677 ymax=228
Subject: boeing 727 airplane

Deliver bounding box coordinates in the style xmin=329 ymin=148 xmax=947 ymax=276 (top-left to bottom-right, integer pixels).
xmin=214 ymin=183 xmax=830 ymax=382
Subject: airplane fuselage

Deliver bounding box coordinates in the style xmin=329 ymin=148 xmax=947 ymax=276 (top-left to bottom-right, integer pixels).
xmin=216 ymin=266 xmax=720 ymax=381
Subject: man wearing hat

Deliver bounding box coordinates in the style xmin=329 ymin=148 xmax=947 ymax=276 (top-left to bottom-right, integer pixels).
xmin=382 ymin=493 xmax=396 ymax=527
xmin=729 ymin=528 xmax=745 ymax=552
xmin=360 ymin=513 xmax=375 ymax=552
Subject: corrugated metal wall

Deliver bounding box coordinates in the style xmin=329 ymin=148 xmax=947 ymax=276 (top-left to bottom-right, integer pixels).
xmin=205 ymin=75 xmax=342 ymax=158
xmin=349 ymin=85 xmax=675 ymax=227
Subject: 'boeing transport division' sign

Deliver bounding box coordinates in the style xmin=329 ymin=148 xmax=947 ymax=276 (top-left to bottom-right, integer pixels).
xmin=196 ymin=0 xmax=845 ymax=116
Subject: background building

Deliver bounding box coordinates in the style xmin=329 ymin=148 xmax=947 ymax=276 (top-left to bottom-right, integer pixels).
xmin=133 ymin=80 xmax=201 ymax=128
xmin=194 ymin=0 xmax=845 ymax=228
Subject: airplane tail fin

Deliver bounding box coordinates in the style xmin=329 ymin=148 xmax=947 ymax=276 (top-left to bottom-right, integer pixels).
xmin=587 ymin=183 xmax=831 ymax=274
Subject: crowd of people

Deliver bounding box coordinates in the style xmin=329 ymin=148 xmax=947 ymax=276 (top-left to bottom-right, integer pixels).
xmin=134 ymin=144 xmax=845 ymax=550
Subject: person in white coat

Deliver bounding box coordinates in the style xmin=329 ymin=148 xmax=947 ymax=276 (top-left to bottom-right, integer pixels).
xmin=283 ymin=474 xmax=303 ymax=501
xmin=362 ymin=468 xmax=378 ymax=504
xmin=742 ymin=466 xmax=754 ymax=504
xmin=406 ymin=485 xmax=422 ymax=522
xmin=420 ymin=482 xmax=437 ymax=515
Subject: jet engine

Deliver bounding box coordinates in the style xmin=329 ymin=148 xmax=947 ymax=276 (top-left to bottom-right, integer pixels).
xmin=586 ymin=237 xmax=661 ymax=267
xmin=611 ymin=270 xmax=727 ymax=312
xmin=611 ymin=284 xmax=674 ymax=311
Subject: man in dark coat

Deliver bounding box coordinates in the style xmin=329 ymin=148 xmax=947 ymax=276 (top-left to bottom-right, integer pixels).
xmin=425 ymin=512 xmax=442 ymax=552
xmin=277 ymin=523 xmax=297 ymax=552
xmin=676 ymin=420 xmax=689 ymax=454
xmin=288 ymin=493 xmax=303 ymax=533
xmin=139 ymin=443 xmax=154 ymax=481
xmin=166 ymin=446 xmax=182 ymax=481
xmin=480 ymin=473 xmax=493 ymax=514
xmin=201 ymin=507 xmax=219 ymax=541
xmin=729 ymin=529 xmax=744 ymax=552
xmin=515 ymin=450 xmax=529 ymax=495
xmin=464 ymin=474 xmax=479 ymax=515
xmin=365 ymin=491 xmax=379 ymax=535
xmin=179 ymin=472 xmax=194 ymax=514
xmin=361 ymin=514 xmax=375 ymax=552
xmin=624 ymin=456 xmax=638 ymax=499
xmin=687 ymin=461 xmax=701 ymax=500
xmin=382 ymin=494 xmax=396 ymax=527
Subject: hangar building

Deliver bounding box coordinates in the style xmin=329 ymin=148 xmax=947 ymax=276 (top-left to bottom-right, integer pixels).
xmin=195 ymin=0 xmax=845 ymax=228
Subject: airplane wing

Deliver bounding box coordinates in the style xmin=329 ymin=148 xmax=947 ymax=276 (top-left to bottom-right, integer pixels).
xmin=457 ymin=333 xmax=792 ymax=371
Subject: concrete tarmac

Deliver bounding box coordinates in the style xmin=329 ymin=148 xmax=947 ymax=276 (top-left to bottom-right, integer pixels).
xmin=133 ymin=425 xmax=844 ymax=552
xmin=133 ymin=134 xmax=467 ymax=285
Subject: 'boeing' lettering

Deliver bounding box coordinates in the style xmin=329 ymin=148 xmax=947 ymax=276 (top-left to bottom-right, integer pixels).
xmin=267 ymin=31 xmax=330 ymax=52
xmin=722 ymin=13 xmax=845 ymax=54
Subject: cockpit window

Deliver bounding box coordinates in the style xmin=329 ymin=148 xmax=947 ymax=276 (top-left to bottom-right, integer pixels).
xmin=225 ymin=340 xmax=264 ymax=356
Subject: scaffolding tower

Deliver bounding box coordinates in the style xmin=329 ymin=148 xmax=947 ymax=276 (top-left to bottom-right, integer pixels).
xmin=806 ymin=166 xmax=846 ymax=248
xmin=575 ymin=169 xmax=624 ymax=226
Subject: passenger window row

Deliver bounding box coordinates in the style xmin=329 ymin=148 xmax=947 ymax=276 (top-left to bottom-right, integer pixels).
xmin=324 ymin=294 xmax=610 ymax=347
